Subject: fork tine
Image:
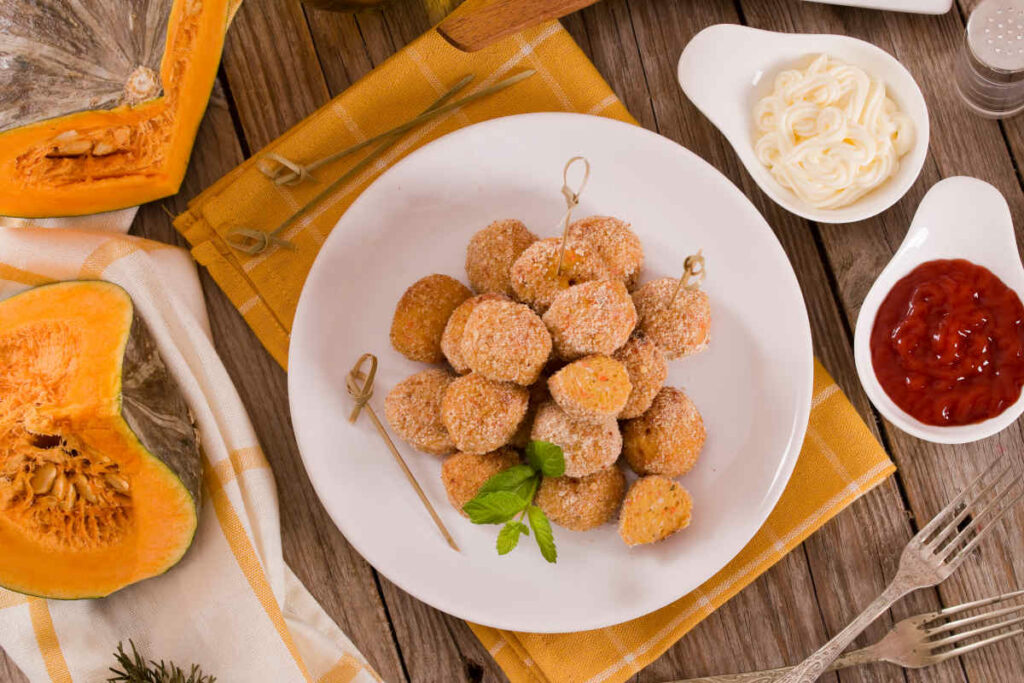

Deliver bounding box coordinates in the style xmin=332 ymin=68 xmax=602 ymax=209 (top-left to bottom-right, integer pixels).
xmin=928 ymin=612 xmax=1024 ymax=648
xmin=942 ymin=483 xmax=1024 ymax=565
xmin=923 ymin=589 xmax=1024 ymax=624
xmin=933 ymin=627 xmax=1024 ymax=664
xmin=920 ymin=460 xmax=1012 ymax=545
xmin=925 ymin=463 xmax=1014 ymax=550
xmin=925 ymin=603 xmax=1024 ymax=635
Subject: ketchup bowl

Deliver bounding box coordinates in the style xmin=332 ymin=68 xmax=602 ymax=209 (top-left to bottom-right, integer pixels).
xmin=854 ymin=177 xmax=1024 ymax=444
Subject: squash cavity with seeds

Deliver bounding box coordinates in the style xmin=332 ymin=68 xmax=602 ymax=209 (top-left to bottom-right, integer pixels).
xmin=0 ymin=281 xmax=200 ymax=598
xmin=0 ymin=0 xmax=232 ymax=217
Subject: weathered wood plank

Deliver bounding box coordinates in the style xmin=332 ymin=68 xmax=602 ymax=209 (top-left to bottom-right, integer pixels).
xmin=741 ymin=3 xmax=1024 ymax=683
xmin=0 ymin=648 xmax=27 ymax=683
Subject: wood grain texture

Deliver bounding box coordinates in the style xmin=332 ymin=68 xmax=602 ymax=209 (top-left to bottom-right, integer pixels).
xmin=437 ymin=0 xmax=600 ymax=51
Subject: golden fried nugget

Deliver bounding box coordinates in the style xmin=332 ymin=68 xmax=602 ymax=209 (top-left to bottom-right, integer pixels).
xmin=613 ymin=336 xmax=668 ymax=419
xmin=510 ymin=377 xmax=551 ymax=449
xmin=530 ymin=401 xmax=621 ymax=478
xmin=536 ymin=466 xmax=626 ymax=531
xmin=542 ymin=279 xmax=637 ymax=360
xmin=441 ymin=293 xmax=506 ymax=374
xmin=441 ymin=373 xmax=529 ymax=454
xmin=384 ymin=369 xmax=456 ymax=455
xmin=619 ymin=475 xmax=692 ymax=547
xmin=441 ymin=448 xmax=521 ymax=516
xmin=460 ymin=299 xmax=551 ymax=385
xmin=466 ymin=219 xmax=539 ymax=296
xmin=510 ymin=237 xmax=610 ymax=313
xmin=566 ymin=216 xmax=644 ymax=289
xmin=390 ymin=274 xmax=472 ymax=363
xmin=622 ymin=387 xmax=705 ymax=477
xmin=631 ymin=278 xmax=711 ymax=359
xmin=548 ymin=355 xmax=631 ymax=422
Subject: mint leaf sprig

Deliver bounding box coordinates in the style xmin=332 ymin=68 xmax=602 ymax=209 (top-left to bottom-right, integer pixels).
xmin=462 ymin=440 xmax=564 ymax=563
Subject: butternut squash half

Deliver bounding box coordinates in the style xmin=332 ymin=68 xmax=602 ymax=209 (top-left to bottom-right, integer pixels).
xmin=0 ymin=281 xmax=200 ymax=598
xmin=0 ymin=0 xmax=231 ymax=218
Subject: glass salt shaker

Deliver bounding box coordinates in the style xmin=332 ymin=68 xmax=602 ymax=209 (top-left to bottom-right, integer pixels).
xmin=956 ymin=0 xmax=1024 ymax=118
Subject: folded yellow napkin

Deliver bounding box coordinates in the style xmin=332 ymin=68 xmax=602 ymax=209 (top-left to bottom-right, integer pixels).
xmin=0 ymin=226 xmax=379 ymax=683
xmin=175 ymin=21 xmax=894 ymax=682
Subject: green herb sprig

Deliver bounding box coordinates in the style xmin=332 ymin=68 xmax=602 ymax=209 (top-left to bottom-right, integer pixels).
xmin=108 ymin=640 xmax=215 ymax=683
xmin=462 ymin=440 xmax=564 ymax=563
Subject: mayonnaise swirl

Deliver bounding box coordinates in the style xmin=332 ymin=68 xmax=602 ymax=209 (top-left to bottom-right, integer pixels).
xmin=753 ymin=54 xmax=914 ymax=210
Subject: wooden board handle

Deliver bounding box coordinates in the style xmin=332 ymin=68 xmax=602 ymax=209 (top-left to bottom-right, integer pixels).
xmin=437 ymin=0 xmax=600 ymax=52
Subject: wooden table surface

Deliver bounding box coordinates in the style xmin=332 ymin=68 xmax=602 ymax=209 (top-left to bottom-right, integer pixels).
xmin=4 ymin=0 xmax=1024 ymax=681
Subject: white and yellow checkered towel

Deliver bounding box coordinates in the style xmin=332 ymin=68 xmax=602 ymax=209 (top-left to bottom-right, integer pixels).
xmin=0 ymin=222 xmax=379 ymax=683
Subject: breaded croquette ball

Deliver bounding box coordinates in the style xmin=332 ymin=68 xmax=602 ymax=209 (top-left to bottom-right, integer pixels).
xmin=536 ymin=466 xmax=626 ymax=531
xmin=566 ymin=216 xmax=644 ymax=289
xmin=441 ymin=373 xmax=529 ymax=454
xmin=384 ymin=369 xmax=456 ymax=456
xmin=531 ymin=402 xmax=621 ymax=478
xmin=613 ymin=336 xmax=668 ymax=419
xmin=543 ymin=279 xmax=637 ymax=360
xmin=510 ymin=377 xmax=551 ymax=449
xmin=460 ymin=299 xmax=551 ymax=385
xmin=619 ymin=475 xmax=693 ymax=547
xmin=441 ymin=447 xmax=521 ymax=516
xmin=441 ymin=293 xmax=505 ymax=374
xmin=466 ymin=219 xmax=538 ymax=296
xmin=622 ymin=387 xmax=705 ymax=477
xmin=391 ymin=274 xmax=472 ymax=363
xmin=548 ymin=355 xmax=631 ymax=422
xmin=510 ymin=237 xmax=610 ymax=313
xmin=631 ymin=278 xmax=711 ymax=359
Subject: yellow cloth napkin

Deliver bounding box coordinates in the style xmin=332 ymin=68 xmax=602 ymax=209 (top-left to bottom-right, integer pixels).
xmin=175 ymin=21 xmax=894 ymax=683
xmin=0 ymin=226 xmax=379 ymax=683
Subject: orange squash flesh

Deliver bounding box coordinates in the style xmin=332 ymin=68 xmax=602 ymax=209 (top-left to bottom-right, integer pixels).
xmin=0 ymin=0 xmax=230 ymax=218
xmin=0 ymin=282 xmax=200 ymax=598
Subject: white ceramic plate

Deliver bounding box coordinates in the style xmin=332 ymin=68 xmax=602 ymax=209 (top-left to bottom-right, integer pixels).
xmin=804 ymin=0 xmax=952 ymax=15
xmin=289 ymin=113 xmax=813 ymax=633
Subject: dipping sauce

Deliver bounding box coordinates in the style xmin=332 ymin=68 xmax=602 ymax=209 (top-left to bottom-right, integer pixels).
xmin=870 ymin=259 xmax=1024 ymax=426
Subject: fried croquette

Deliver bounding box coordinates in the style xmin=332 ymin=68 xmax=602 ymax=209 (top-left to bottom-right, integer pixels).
xmin=384 ymin=369 xmax=456 ymax=455
xmin=460 ymin=299 xmax=552 ymax=385
xmin=535 ymin=466 xmax=626 ymax=531
xmin=613 ymin=336 xmax=668 ymax=419
xmin=530 ymin=401 xmax=621 ymax=478
xmin=510 ymin=377 xmax=551 ymax=449
xmin=441 ymin=373 xmax=529 ymax=454
xmin=509 ymin=237 xmax=610 ymax=313
xmin=441 ymin=293 xmax=505 ymax=374
xmin=619 ymin=475 xmax=692 ymax=546
xmin=622 ymin=387 xmax=705 ymax=477
xmin=631 ymin=277 xmax=711 ymax=359
xmin=466 ymin=219 xmax=539 ymax=296
xmin=548 ymin=355 xmax=631 ymax=422
xmin=566 ymin=216 xmax=644 ymax=289
xmin=542 ymin=279 xmax=637 ymax=360
xmin=390 ymin=274 xmax=472 ymax=363
xmin=441 ymin=448 xmax=521 ymax=516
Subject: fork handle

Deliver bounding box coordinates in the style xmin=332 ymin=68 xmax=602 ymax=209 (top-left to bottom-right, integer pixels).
xmin=775 ymin=580 xmax=912 ymax=683
xmin=663 ymin=645 xmax=882 ymax=682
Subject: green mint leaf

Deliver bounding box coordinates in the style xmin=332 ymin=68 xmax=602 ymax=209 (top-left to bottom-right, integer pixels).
xmin=463 ymin=490 xmax=529 ymax=524
xmin=527 ymin=505 xmax=557 ymax=563
xmin=496 ymin=521 xmax=529 ymax=555
xmin=526 ymin=440 xmax=566 ymax=478
xmin=477 ymin=464 xmax=536 ymax=496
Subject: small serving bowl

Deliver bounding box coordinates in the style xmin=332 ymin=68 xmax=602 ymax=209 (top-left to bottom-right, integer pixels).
xmin=677 ymin=24 xmax=930 ymax=224
xmin=853 ymin=177 xmax=1024 ymax=444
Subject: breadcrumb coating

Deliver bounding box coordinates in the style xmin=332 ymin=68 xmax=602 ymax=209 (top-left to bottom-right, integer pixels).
xmin=441 ymin=448 xmax=521 ymax=516
xmin=390 ymin=274 xmax=472 ymax=363
xmin=441 ymin=373 xmax=529 ymax=454
xmin=631 ymin=278 xmax=711 ymax=359
xmin=566 ymin=216 xmax=644 ymax=289
xmin=623 ymin=387 xmax=705 ymax=477
xmin=530 ymin=401 xmax=621 ymax=478
xmin=548 ymin=355 xmax=631 ymax=422
xmin=466 ymin=219 xmax=538 ymax=296
xmin=460 ymin=299 xmax=552 ymax=385
xmin=510 ymin=237 xmax=610 ymax=313
xmin=613 ymin=336 xmax=668 ymax=419
xmin=543 ymin=279 xmax=637 ymax=360
xmin=441 ymin=293 xmax=506 ymax=374
xmin=536 ymin=466 xmax=626 ymax=531
xmin=384 ymin=369 xmax=456 ymax=455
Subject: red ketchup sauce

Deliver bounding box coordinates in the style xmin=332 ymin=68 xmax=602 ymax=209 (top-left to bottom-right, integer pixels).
xmin=870 ymin=259 xmax=1024 ymax=426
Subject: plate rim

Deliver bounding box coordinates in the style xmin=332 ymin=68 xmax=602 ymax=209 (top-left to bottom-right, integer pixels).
xmin=288 ymin=111 xmax=814 ymax=632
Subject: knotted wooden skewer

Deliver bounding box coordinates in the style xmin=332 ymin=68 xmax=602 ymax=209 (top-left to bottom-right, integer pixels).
xmin=554 ymin=156 xmax=591 ymax=276
xmin=668 ymin=250 xmax=706 ymax=307
xmin=346 ymin=354 xmax=460 ymax=552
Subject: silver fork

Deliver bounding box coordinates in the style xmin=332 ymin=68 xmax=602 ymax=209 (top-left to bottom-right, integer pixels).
xmin=775 ymin=458 xmax=1024 ymax=683
xmin=670 ymin=589 xmax=1024 ymax=682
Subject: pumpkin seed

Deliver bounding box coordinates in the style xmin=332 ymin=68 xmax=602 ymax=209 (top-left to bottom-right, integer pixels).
xmin=72 ymin=474 xmax=97 ymax=503
xmin=51 ymin=472 xmax=67 ymax=500
xmin=91 ymin=141 xmax=116 ymax=156
xmin=47 ymin=139 xmax=93 ymax=157
xmin=30 ymin=464 xmax=57 ymax=494
xmin=61 ymin=485 xmax=76 ymax=512
xmin=104 ymin=473 xmax=130 ymax=494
